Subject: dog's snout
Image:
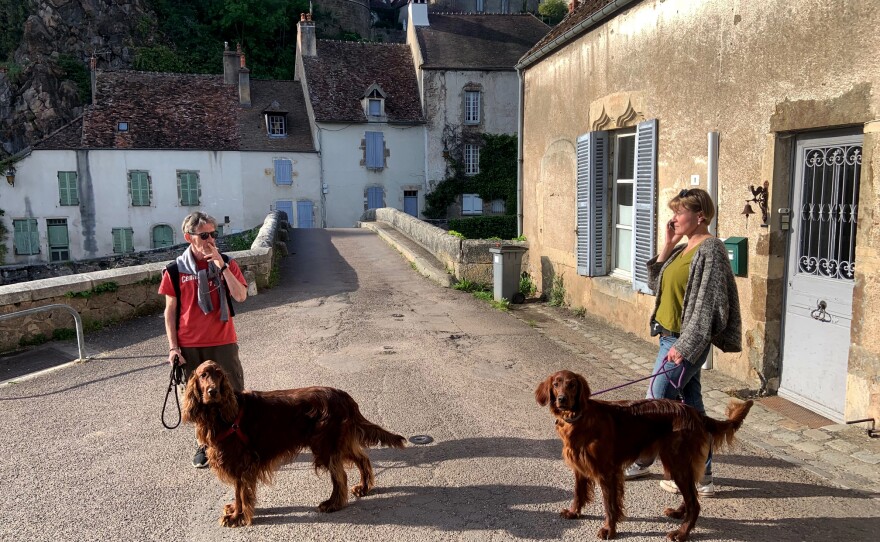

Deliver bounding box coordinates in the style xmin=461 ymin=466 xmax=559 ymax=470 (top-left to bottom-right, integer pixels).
xmin=207 ymin=387 xmax=218 ymax=397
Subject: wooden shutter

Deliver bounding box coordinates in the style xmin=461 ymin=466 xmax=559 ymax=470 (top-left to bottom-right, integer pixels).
xmin=576 ymin=131 xmax=608 ymax=276
xmin=112 ymin=228 xmax=123 ymax=253
xmin=366 ymin=132 xmax=384 ymax=169
xmin=632 ymin=119 xmax=658 ymax=294
xmin=14 ymin=219 xmax=39 ymax=255
xmin=152 ymin=225 xmax=173 ymax=248
xmin=367 ymin=187 xmax=383 ymax=209
xmin=274 ymin=158 xmax=292 ymax=185
xmin=58 ymin=172 xmax=79 ymax=206
xmin=123 ymin=228 xmax=134 ymax=252
xmin=179 ymin=172 xmax=200 ymax=206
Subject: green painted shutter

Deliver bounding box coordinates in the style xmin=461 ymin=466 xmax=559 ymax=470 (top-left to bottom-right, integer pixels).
xmin=178 ymin=172 xmax=200 ymax=206
xmin=58 ymin=172 xmax=79 ymax=206
xmin=152 ymin=225 xmax=173 ymax=248
xmin=129 ymin=171 xmax=151 ymax=206
xmin=14 ymin=219 xmax=39 ymax=255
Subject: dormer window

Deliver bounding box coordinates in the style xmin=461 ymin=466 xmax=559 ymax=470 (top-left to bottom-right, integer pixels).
xmin=267 ymin=114 xmax=287 ymax=136
xmin=362 ymin=83 xmax=387 ymax=120
xmin=264 ymin=101 xmax=289 ymax=137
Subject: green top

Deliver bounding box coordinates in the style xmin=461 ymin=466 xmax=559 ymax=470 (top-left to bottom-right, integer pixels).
xmin=655 ymin=246 xmax=698 ymax=333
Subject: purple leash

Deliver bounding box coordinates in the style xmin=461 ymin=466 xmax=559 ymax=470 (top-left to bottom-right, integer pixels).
xmin=592 ymin=362 xmax=687 ymax=400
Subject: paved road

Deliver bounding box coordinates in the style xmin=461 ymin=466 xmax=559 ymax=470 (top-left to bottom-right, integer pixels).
xmin=1 ymin=229 xmax=878 ymax=541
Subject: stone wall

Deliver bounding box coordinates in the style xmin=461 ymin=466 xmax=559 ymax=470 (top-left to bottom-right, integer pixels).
xmin=0 ymin=212 xmax=287 ymax=354
xmin=364 ymin=207 xmax=527 ymax=284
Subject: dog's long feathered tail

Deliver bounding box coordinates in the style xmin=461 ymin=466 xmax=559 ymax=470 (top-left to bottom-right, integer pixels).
xmin=357 ymin=417 xmax=407 ymax=449
xmin=703 ymin=399 xmax=753 ymax=450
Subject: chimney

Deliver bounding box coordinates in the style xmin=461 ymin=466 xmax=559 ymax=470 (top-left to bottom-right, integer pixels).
xmin=223 ymin=42 xmax=240 ymax=85
xmin=238 ymin=53 xmax=251 ymax=107
xmin=407 ymin=0 xmax=429 ymax=28
xmin=569 ymin=0 xmax=579 ymax=13
xmin=295 ymin=13 xmax=316 ymax=81
xmin=90 ymin=55 xmax=97 ymax=104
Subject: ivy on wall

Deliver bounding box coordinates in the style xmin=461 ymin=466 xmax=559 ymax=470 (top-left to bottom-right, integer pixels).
xmin=423 ymin=130 xmax=518 ymax=219
xmin=0 ymin=208 xmax=7 ymax=264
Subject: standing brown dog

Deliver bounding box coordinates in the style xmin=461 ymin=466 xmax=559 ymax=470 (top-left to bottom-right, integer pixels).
xmin=535 ymin=370 xmax=752 ymax=541
xmin=183 ymin=360 xmax=406 ymax=527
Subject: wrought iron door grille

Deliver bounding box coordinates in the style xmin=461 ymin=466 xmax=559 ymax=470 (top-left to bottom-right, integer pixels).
xmin=798 ymin=144 xmax=861 ymax=280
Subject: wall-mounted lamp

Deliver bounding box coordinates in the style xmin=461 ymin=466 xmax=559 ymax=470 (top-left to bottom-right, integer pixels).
xmin=4 ymin=164 xmax=15 ymax=186
xmin=745 ymin=181 xmax=769 ymax=226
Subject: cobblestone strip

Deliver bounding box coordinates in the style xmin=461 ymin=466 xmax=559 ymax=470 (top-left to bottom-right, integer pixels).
xmin=512 ymin=303 xmax=880 ymax=496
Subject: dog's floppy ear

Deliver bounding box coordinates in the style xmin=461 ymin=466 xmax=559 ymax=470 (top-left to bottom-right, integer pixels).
xmin=182 ymin=373 xmax=203 ymax=423
xmin=575 ymin=373 xmax=591 ymax=412
xmin=217 ymin=368 xmax=239 ymax=421
xmin=535 ymin=375 xmax=554 ymax=406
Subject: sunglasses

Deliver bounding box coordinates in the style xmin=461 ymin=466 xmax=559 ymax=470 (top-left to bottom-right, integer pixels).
xmin=189 ymin=231 xmax=219 ymax=240
xmin=678 ymin=189 xmax=692 ymax=198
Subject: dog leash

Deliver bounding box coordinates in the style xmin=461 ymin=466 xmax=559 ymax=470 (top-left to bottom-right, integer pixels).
xmin=161 ymin=355 xmax=186 ymax=430
xmin=591 ymin=363 xmax=686 ymax=399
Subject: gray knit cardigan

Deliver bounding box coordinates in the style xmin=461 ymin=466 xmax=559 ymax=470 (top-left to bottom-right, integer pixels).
xmin=646 ymin=236 xmax=742 ymax=363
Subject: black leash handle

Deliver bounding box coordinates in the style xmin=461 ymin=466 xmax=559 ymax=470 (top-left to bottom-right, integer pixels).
xmin=161 ymin=355 xmax=186 ymax=430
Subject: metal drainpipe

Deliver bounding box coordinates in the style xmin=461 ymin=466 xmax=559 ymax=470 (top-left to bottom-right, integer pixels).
xmin=516 ymin=67 xmax=524 ymax=237
xmin=704 ymin=131 xmax=720 ymax=370
xmin=318 ymin=126 xmax=327 ymax=228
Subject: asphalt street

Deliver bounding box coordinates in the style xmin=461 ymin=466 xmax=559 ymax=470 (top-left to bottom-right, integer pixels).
xmin=1 ymin=228 xmax=878 ymax=541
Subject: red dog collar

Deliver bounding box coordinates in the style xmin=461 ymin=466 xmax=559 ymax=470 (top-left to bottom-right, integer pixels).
xmin=216 ymin=408 xmax=249 ymax=445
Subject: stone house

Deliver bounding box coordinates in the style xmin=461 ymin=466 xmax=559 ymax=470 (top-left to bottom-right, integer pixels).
xmin=405 ymin=1 xmax=549 ymax=217
xmin=0 ymin=47 xmax=319 ymax=263
xmin=517 ymin=0 xmax=880 ymax=424
xmin=295 ymin=17 xmax=426 ymax=226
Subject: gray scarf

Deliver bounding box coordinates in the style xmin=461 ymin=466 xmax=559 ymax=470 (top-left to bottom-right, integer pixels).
xmin=176 ymin=246 xmax=230 ymax=322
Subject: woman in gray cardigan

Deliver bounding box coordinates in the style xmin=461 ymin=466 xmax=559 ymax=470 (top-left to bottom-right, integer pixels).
xmin=625 ymin=188 xmax=742 ymax=497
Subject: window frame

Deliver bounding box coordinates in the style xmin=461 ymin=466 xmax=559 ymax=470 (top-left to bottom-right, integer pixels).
xmin=364 ymin=131 xmax=385 ymax=170
xmin=462 ymin=193 xmax=483 ymax=216
xmin=610 ymin=131 xmax=636 ymax=280
xmin=47 ymin=218 xmax=70 ymax=262
xmin=177 ymin=171 xmax=201 ymax=207
xmin=13 ymin=218 xmax=40 ymax=255
xmin=58 ymin=171 xmax=79 ymax=206
xmin=128 ymin=170 xmax=152 ymax=207
xmin=464 ymin=143 xmax=480 ymax=175
xmin=464 ymin=90 xmax=481 ymax=125
xmin=112 ymin=227 xmax=135 ymax=254
xmin=266 ymin=114 xmax=287 ymax=137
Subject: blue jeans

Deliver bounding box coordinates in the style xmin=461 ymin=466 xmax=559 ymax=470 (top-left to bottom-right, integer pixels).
xmin=641 ymin=335 xmax=713 ymax=480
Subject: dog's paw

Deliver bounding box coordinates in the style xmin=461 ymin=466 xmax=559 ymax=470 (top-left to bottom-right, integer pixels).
xmin=597 ymin=526 xmax=616 ymax=539
xmin=351 ymin=483 xmax=371 ymax=497
xmin=223 ymin=503 xmax=235 ymax=515
xmin=559 ymin=509 xmax=579 ymax=520
xmin=318 ymin=499 xmax=344 ymax=513
xmin=666 ymin=529 xmax=689 ymax=542
xmin=219 ymin=512 xmax=248 ymax=528
xmin=663 ymin=506 xmax=686 ymax=519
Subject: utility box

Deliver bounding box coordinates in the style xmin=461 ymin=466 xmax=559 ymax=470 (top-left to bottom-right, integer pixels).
xmin=489 ymin=245 xmax=527 ymax=303
xmin=723 ymin=237 xmax=748 ymax=277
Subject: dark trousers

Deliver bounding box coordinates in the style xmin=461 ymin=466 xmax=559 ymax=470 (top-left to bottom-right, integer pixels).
xmin=180 ymin=343 xmax=244 ymax=391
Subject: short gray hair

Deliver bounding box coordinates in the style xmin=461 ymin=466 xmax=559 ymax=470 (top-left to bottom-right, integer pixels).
xmin=181 ymin=211 xmax=217 ymax=235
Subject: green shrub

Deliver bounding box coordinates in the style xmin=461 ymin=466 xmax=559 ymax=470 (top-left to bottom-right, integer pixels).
xmin=519 ymin=273 xmax=537 ymax=297
xmin=448 ymin=216 xmax=517 ymax=240
xmin=548 ymin=274 xmax=566 ymax=307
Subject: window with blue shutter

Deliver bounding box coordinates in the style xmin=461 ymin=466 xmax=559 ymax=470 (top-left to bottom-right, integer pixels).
xmin=365 ymin=131 xmax=384 ymax=170
xmin=274 ymin=158 xmax=293 ymax=185
xmin=462 ymin=193 xmax=483 ymax=215
xmin=13 ymin=218 xmax=40 ymax=255
xmin=128 ymin=171 xmax=151 ymax=206
xmin=152 ymin=224 xmax=174 ymax=249
xmin=632 ymin=119 xmax=658 ymax=294
xmin=58 ymin=172 xmax=79 ymax=206
xmin=178 ymin=171 xmax=200 ymax=206
xmin=575 ymin=131 xmax=608 ymax=276
xmin=112 ymin=227 xmax=134 ymax=253
xmin=366 ymin=187 xmax=384 ymax=210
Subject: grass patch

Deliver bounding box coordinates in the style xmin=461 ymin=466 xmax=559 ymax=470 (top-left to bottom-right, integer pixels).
xmin=225 ymin=228 xmax=259 ymax=251
xmin=18 ymin=333 xmax=49 ymax=348
xmin=52 ymin=328 xmax=77 ymax=341
xmin=448 ymin=230 xmax=465 ymax=239
xmin=66 ymin=282 xmax=119 ymax=298
xmin=472 ymin=290 xmax=510 ymax=311
xmin=453 ymin=278 xmax=488 ymax=293
xmin=572 ymin=306 xmax=586 ymax=318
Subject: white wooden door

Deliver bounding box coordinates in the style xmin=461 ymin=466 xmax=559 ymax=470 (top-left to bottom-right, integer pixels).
xmin=779 ymin=133 xmax=862 ymax=422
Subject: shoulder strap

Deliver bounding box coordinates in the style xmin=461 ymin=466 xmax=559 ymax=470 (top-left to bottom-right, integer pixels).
xmin=220 ymin=253 xmax=236 ymax=318
xmin=165 ymin=261 xmax=181 ymax=329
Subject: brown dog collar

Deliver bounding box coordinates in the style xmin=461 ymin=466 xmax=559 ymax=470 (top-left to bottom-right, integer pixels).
xmin=562 ymin=412 xmax=583 ymax=424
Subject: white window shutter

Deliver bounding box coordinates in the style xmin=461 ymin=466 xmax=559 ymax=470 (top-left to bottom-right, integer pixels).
xmin=632 ymin=119 xmax=658 ymax=294
xmin=576 ymin=131 xmax=608 ymax=276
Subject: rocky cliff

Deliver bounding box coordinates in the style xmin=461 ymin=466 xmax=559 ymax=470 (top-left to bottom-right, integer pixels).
xmin=0 ymin=0 xmax=157 ymax=157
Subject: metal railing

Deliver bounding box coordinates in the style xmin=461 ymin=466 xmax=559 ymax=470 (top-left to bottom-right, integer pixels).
xmin=0 ymin=304 xmax=86 ymax=361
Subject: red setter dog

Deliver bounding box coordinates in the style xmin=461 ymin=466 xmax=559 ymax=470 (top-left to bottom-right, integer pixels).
xmin=536 ymin=370 xmax=752 ymax=541
xmin=183 ymin=360 xmax=406 ymax=527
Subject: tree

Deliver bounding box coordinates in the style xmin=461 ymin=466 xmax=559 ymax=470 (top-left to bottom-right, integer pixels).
xmin=539 ymin=0 xmax=568 ymax=25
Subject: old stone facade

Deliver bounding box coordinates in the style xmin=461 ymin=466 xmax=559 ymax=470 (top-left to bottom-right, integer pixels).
xmin=519 ymin=0 xmax=880 ymax=424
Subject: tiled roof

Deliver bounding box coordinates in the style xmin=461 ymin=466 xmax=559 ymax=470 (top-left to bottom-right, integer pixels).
xmin=81 ymin=71 xmax=240 ymax=150
xmin=239 ymin=80 xmax=315 ymax=152
xmin=33 ymin=116 xmax=83 ymax=150
xmin=522 ymin=0 xmax=624 ymax=66
xmin=301 ymin=41 xmax=424 ymax=123
xmin=416 ymin=13 xmax=550 ymax=70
